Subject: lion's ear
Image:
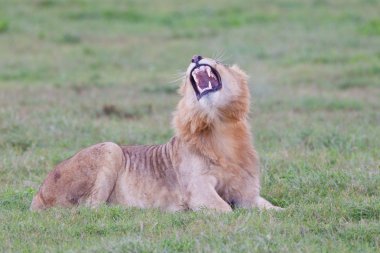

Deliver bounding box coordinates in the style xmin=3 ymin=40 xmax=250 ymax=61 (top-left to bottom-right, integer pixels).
xmin=230 ymin=64 xmax=249 ymax=81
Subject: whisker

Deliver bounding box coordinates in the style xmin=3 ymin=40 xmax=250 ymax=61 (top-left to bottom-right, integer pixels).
xmin=168 ymin=70 xmax=186 ymax=84
xmin=219 ymin=53 xmax=232 ymax=65
xmin=169 ymin=77 xmax=185 ymax=84
xmin=213 ymin=49 xmax=226 ymax=63
xmin=212 ymin=49 xmax=223 ymax=59
xmin=169 ymin=69 xmax=186 ymax=77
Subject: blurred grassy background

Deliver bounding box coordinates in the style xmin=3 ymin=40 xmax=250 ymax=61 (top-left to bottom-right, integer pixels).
xmin=0 ymin=0 xmax=379 ymax=252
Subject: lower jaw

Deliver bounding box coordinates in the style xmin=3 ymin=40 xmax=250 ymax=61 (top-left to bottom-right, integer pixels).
xmin=197 ymin=91 xmax=212 ymax=100
xmin=197 ymin=87 xmax=221 ymax=100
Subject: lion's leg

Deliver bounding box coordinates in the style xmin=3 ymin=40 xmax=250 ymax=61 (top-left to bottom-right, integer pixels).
xmin=233 ymin=177 xmax=283 ymax=211
xmin=236 ymin=195 xmax=283 ymax=211
xmin=188 ymin=176 xmax=232 ymax=213
xmin=30 ymin=142 xmax=125 ymax=211
xmin=254 ymin=196 xmax=283 ymax=211
xmin=83 ymin=164 xmax=121 ymax=208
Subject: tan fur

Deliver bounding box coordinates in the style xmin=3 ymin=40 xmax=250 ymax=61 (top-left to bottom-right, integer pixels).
xmin=31 ymin=57 xmax=281 ymax=212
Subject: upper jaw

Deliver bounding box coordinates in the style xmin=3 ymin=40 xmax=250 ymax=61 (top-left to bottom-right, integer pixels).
xmin=189 ymin=63 xmax=222 ymax=100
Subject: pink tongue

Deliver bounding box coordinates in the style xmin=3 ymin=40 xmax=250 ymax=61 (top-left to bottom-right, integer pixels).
xmin=196 ymin=71 xmax=210 ymax=89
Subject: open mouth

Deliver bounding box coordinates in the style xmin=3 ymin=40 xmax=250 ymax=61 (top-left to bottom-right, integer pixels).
xmin=190 ymin=64 xmax=222 ymax=100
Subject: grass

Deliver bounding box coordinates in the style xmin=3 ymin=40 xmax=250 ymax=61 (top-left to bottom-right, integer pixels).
xmin=0 ymin=0 xmax=379 ymax=252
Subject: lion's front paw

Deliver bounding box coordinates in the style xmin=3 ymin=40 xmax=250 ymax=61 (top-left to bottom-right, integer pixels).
xmin=256 ymin=196 xmax=284 ymax=211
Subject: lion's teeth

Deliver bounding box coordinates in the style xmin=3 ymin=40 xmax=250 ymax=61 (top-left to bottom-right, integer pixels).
xmin=207 ymin=68 xmax=211 ymax=77
xmin=208 ymin=81 xmax=212 ymax=88
xmin=192 ymin=73 xmax=198 ymax=84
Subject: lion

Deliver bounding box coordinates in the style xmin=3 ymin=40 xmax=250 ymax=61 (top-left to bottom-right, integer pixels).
xmin=30 ymin=55 xmax=282 ymax=212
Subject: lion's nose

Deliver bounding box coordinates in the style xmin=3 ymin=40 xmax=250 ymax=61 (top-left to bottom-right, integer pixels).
xmin=191 ymin=55 xmax=203 ymax=64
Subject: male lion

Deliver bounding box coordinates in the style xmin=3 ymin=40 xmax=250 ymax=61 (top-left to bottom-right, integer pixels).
xmin=31 ymin=55 xmax=281 ymax=212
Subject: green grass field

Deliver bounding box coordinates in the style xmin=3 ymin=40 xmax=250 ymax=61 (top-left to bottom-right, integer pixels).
xmin=0 ymin=0 xmax=379 ymax=252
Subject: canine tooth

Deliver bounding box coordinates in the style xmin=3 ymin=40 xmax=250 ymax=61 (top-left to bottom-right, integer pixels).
xmin=207 ymin=68 xmax=211 ymax=77
xmin=192 ymin=73 xmax=198 ymax=83
xmin=208 ymin=81 xmax=212 ymax=88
